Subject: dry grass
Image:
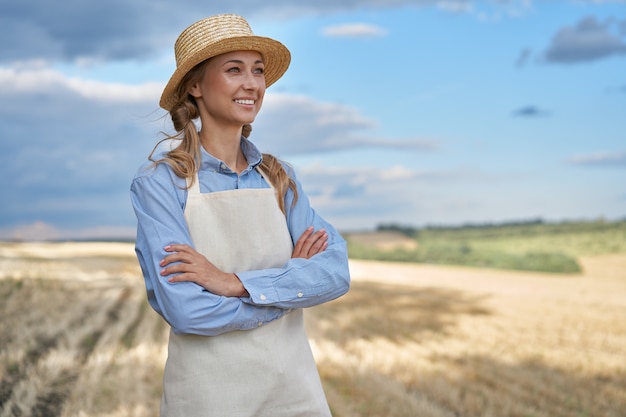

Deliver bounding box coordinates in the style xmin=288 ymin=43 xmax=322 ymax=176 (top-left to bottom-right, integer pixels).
xmin=0 ymin=242 xmax=168 ymax=417
xmin=306 ymin=256 xmax=626 ymax=417
xmin=0 ymin=242 xmax=625 ymax=416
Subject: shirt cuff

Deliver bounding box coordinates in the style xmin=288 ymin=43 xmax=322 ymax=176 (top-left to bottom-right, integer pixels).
xmin=236 ymin=269 xmax=283 ymax=304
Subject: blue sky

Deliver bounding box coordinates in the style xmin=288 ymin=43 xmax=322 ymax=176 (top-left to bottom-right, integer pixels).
xmin=0 ymin=0 xmax=624 ymax=240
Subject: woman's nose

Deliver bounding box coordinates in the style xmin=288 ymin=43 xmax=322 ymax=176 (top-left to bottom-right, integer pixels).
xmin=242 ymin=71 xmax=263 ymax=91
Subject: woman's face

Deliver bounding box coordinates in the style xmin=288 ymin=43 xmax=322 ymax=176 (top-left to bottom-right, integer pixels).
xmin=190 ymin=50 xmax=266 ymax=129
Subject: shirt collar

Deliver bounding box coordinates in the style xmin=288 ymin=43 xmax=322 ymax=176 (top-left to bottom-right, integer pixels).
xmin=199 ymin=137 xmax=263 ymax=173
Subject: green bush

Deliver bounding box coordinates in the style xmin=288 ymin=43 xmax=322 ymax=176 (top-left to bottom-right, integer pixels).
xmin=347 ymin=219 xmax=626 ymax=273
xmin=347 ymin=242 xmax=581 ymax=274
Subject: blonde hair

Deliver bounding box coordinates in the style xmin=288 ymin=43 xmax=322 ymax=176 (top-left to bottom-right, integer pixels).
xmin=150 ymin=60 xmax=298 ymax=214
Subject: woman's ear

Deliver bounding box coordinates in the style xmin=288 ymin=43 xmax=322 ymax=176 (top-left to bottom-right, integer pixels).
xmin=189 ymin=83 xmax=202 ymax=98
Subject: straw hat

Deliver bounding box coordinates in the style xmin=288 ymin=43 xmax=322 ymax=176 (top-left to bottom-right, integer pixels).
xmin=160 ymin=14 xmax=291 ymax=111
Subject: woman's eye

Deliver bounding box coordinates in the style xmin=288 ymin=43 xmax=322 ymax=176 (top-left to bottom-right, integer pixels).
xmin=227 ymin=67 xmax=240 ymax=73
xmin=254 ymin=67 xmax=265 ymax=74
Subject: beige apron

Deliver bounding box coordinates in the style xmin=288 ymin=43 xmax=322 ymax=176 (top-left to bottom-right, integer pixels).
xmin=160 ymin=168 xmax=331 ymax=417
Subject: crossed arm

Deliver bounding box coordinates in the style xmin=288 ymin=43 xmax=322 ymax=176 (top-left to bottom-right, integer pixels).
xmin=159 ymin=226 xmax=329 ymax=297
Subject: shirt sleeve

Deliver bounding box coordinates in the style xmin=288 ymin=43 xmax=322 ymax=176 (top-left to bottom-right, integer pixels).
xmin=130 ymin=163 xmax=287 ymax=337
xmin=236 ymin=165 xmax=351 ymax=309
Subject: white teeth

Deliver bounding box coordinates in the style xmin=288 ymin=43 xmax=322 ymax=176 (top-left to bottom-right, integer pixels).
xmin=235 ymin=99 xmax=255 ymax=105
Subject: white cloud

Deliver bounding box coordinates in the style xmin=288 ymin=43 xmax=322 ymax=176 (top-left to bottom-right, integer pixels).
xmin=437 ymin=1 xmax=473 ymax=13
xmin=567 ymin=150 xmax=626 ymax=166
xmin=291 ymin=160 xmax=596 ymax=230
xmin=293 ymin=161 xmax=479 ymax=229
xmin=321 ymin=23 xmax=387 ymax=38
xmin=66 ymin=78 xmax=163 ymax=102
xmin=0 ymin=65 xmax=162 ymax=103
xmin=255 ymin=93 xmax=437 ymax=155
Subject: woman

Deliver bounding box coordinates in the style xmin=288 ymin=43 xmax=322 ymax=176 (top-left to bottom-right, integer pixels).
xmin=130 ymin=14 xmax=350 ymax=417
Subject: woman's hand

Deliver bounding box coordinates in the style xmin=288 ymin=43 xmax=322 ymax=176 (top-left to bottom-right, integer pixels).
xmin=292 ymin=226 xmax=328 ymax=259
xmin=160 ymin=244 xmax=246 ymax=297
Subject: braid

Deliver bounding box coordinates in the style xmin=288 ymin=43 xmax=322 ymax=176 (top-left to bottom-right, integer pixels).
xmin=242 ymin=124 xmax=252 ymax=139
xmin=149 ymin=64 xmax=207 ymax=188
xmin=260 ymin=153 xmax=298 ymax=214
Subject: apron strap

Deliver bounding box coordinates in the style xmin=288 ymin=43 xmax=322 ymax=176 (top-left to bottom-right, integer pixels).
xmin=255 ymin=166 xmax=276 ymax=191
xmin=187 ymin=173 xmax=201 ymax=195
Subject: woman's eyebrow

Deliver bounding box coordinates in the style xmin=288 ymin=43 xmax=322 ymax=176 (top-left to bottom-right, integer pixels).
xmin=222 ymin=59 xmax=265 ymax=66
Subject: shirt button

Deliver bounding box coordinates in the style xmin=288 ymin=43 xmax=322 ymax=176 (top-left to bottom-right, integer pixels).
xmin=220 ymin=163 xmax=227 ymax=170
xmin=297 ymin=292 xmax=303 ymax=298
xmin=260 ymin=294 xmax=267 ymax=301
xmin=257 ymin=322 xmax=263 ymax=327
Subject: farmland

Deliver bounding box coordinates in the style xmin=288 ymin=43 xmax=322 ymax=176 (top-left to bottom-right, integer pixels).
xmin=1 ymin=237 xmax=625 ymax=416
xmin=345 ymin=219 xmax=626 ymax=273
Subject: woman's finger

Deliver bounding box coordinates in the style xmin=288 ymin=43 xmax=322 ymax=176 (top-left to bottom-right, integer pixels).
xmin=293 ymin=227 xmax=313 ymax=255
xmin=299 ymin=228 xmax=318 ymax=258
xmin=161 ymin=244 xmax=203 ymax=267
xmin=160 ymin=260 xmax=193 ymax=276
xmin=293 ymin=227 xmax=328 ymax=259
xmin=167 ymin=272 xmax=198 ymax=284
xmin=165 ymin=243 xmax=193 ymax=253
xmin=304 ymin=229 xmax=326 ymax=253
xmin=160 ymin=252 xmax=197 ymax=267
xmin=308 ymin=232 xmax=328 ymax=255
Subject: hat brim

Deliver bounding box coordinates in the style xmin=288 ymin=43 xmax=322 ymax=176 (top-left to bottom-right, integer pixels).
xmin=159 ymin=36 xmax=290 ymax=111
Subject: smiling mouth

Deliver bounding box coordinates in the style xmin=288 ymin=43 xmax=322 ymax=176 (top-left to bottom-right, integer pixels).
xmin=234 ymin=99 xmax=255 ymax=105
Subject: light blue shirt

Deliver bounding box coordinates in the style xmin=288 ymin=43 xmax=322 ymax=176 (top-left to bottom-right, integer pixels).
xmin=130 ymin=138 xmax=350 ymax=336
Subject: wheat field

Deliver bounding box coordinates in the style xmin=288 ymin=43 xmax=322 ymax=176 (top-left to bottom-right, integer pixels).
xmin=0 ymin=242 xmax=624 ymax=417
